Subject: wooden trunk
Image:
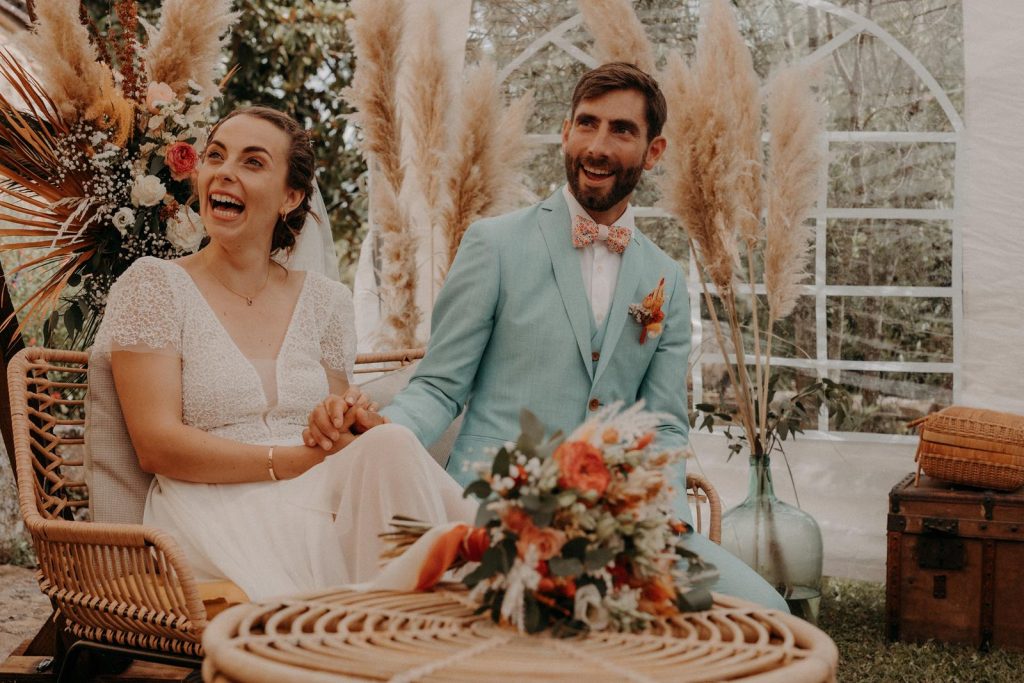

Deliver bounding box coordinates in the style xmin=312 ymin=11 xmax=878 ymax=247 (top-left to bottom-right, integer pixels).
xmin=886 ymin=472 xmax=1024 ymax=651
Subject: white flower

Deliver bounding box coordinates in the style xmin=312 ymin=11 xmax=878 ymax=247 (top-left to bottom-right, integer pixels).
xmin=500 ymin=550 xmax=542 ymax=632
xmin=130 ymin=175 xmax=166 ymax=207
xmin=573 ymin=584 xmax=609 ymax=630
xmin=165 ymin=206 xmax=205 ymax=252
xmin=148 ymin=115 xmax=166 ymax=131
xmin=111 ymin=207 xmax=135 ymax=235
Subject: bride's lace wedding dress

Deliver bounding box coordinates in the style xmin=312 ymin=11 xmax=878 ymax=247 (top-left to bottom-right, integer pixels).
xmin=94 ymin=256 xmax=475 ymax=600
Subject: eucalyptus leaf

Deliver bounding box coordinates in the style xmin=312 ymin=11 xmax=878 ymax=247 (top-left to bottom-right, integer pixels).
xmin=463 ymin=479 xmax=492 ymax=500
xmin=561 ymin=537 xmax=588 ymax=561
xmin=491 ymin=448 xmax=510 ymax=478
xmin=584 ymin=546 xmax=615 ymax=571
xmin=519 ymin=409 xmax=545 ymax=446
xmin=524 ymin=594 xmax=543 ymax=633
xmin=548 ymin=556 xmax=583 ymax=577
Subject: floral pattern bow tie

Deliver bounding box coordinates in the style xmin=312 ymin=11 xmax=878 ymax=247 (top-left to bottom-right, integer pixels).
xmin=571 ymin=214 xmax=631 ymax=254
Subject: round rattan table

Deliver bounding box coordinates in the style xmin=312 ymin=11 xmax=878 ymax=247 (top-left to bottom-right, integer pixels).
xmin=201 ymin=587 xmax=838 ymax=682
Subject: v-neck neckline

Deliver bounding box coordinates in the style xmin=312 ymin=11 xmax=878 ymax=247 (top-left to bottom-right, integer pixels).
xmin=169 ymin=259 xmax=311 ymax=365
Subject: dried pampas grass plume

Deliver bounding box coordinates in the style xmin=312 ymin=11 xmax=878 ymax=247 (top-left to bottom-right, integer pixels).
xmin=17 ymin=0 xmax=131 ymax=137
xmin=342 ymin=0 xmax=406 ymax=192
xmin=657 ymin=50 xmax=737 ymax=293
xmin=442 ymin=61 xmax=502 ymax=270
xmin=344 ymin=0 xmax=419 ymax=348
xmin=699 ymin=0 xmax=764 ymax=247
xmin=402 ymin=10 xmax=450 ymax=222
xmin=142 ymin=0 xmax=238 ymax=97
xmin=442 ymin=62 xmax=534 ymax=272
xmin=578 ymin=0 xmax=656 ymax=74
xmin=764 ymin=64 xmax=824 ymax=322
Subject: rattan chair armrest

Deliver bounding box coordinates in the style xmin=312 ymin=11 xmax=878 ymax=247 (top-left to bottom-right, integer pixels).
xmin=686 ymin=472 xmax=722 ymax=544
xmin=29 ymin=517 xmax=209 ymax=632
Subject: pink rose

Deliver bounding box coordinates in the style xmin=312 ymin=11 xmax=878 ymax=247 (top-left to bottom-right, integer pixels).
xmin=554 ymin=440 xmax=611 ymax=496
xmin=145 ymin=81 xmax=175 ymax=114
xmin=165 ymin=142 xmax=198 ymax=181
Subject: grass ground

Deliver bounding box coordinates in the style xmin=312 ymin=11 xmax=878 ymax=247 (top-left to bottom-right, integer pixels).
xmin=820 ymin=578 xmax=1024 ymax=682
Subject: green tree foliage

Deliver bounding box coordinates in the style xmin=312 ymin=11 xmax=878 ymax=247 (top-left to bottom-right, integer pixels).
xmin=220 ymin=1 xmax=366 ymax=281
xmin=81 ymin=0 xmax=367 ymax=281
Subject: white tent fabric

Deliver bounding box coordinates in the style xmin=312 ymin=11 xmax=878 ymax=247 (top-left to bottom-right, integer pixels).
xmin=960 ymin=0 xmax=1024 ymax=414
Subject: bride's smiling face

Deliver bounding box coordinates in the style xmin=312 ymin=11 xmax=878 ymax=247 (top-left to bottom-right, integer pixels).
xmin=197 ymin=114 xmax=302 ymax=247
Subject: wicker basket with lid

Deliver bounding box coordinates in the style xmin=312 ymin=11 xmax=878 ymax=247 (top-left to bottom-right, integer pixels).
xmin=913 ymin=406 xmax=1024 ymax=491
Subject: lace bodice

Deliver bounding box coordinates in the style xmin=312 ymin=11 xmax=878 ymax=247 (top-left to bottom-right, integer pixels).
xmin=94 ymin=256 xmax=356 ymax=445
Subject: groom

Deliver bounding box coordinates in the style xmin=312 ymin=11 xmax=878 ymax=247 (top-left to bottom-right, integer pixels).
xmin=380 ymin=62 xmax=787 ymax=611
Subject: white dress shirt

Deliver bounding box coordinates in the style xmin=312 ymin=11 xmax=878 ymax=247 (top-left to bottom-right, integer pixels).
xmin=562 ymin=185 xmax=635 ymax=326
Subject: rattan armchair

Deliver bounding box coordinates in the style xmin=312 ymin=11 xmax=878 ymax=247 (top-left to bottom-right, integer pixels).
xmin=8 ymin=345 xmax=720 ymax=680
xmin=7 ymin=346 xmax=425 ymax=681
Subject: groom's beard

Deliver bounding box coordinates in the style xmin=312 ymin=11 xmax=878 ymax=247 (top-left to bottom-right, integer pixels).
xmin=564 ymin=151 xmax=645 ymax=214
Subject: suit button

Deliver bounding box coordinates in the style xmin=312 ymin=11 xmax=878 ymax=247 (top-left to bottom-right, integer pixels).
xmin=589 ymin=398 xmax=600 ymax=411
xmin=591 ymin=351 xmax=600 ymax=362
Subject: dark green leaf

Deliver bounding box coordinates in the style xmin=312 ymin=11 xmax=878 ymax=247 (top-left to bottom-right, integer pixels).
xmin=695 ymin=403 xmax=716 ymax=413
xmin=548 ymin=556 xmax=583 ymax=577
xmin=561 ymin=537 xmax=588 ymax=561
xmin=463 ymin=546 xmax=502 ymax=587
xmin=584 ymin=546 xmax=615 ymax=571
xmin=63 ymin=305 xmax=83 ymax=336
xmin=491 ymin=448 xmax=510 ymax=478
xmin=676 ymin=587 xmax=713 ymax=612
xmin=463 ymin=479 xmax=492 ymax=500
xmin=474 ymin=503 xmax=498 ymax=528
xmin=523 ymin=594 xmax=543 ymax=633
xmin=519 ymin=409 xmax=545 ymax=446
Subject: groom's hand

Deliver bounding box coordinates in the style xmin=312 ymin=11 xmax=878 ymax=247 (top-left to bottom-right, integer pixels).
xmin=303 ymin=388 xmax=379 ymax=450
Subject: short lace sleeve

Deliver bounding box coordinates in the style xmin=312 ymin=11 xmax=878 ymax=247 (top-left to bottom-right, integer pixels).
xmin=93 ymin=257 xmax=184 ymax=356
xmin=319 ymin=279 xmax=357 ymax=382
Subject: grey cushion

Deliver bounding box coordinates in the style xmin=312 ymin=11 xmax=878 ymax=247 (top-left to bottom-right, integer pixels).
xmin=84 ymin=358 xmax=463 ymax=524
xmin=84 ymin=350 xmax=153 ymax=524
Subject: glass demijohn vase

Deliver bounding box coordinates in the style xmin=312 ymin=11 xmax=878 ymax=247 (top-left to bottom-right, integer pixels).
xmin=720 ymin=455 xmax=824 ymax=623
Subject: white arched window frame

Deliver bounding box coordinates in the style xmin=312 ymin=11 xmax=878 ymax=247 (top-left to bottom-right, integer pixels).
xmin=487 ymin=0 xmax=962 ymax=445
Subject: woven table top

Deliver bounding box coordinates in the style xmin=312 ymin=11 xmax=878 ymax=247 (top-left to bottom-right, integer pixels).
xmin=201 ymin=587 xmax=838 ymax=682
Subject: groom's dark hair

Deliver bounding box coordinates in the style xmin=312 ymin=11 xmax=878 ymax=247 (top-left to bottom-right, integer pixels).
xmin=570 ymin=62 xmax=667 ymax=141
xmin=207 ymin=106 xmax=315 ymax=254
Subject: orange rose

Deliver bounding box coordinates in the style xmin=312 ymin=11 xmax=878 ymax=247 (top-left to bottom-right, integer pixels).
xmin=502 ymin=506 xmax=534 ymax=535
xmin=553 ymin=440 xmax=611 ymax=496
xmin=516 ymin=525 xmax=566 ymax=561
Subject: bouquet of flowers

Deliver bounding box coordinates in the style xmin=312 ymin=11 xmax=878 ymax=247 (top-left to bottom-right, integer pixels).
xmin=0 ymin=0 xmax=236 ymax=347
xmin=389 ymin=404 xmax=717 ymax=635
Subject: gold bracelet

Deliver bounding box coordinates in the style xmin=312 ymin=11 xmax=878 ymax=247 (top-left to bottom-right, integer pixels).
xmin=267 ymin=446 xmax=279 ymax=481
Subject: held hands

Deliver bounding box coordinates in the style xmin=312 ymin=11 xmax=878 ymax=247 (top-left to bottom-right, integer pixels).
xmin=302 ymin=387 xmax=389 ymax=453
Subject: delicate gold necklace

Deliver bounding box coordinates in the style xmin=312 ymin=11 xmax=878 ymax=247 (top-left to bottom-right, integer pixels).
xmin=209 ymin=261 xmax=277 ymax=306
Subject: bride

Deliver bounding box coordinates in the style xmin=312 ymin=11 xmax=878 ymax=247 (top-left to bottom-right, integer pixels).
xmin=94 ymin=106 xmax=475 ymax=600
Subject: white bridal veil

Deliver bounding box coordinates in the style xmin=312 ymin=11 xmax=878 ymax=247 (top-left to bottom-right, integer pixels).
xmin=275 ymin=181 xmax=341 ymax=281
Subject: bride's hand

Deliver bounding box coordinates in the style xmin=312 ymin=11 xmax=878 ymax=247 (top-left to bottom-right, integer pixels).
xmin=303 ymin=388 xmax=379 ymax=451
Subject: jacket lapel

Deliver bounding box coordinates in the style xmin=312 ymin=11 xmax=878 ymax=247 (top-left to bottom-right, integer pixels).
xmin=538 ymin=191 xmax=594 ymax=381
xmin=594 ymin=229 xmax=643 ymax=384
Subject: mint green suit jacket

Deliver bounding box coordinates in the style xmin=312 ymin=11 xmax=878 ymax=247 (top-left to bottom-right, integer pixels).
xmin=383 ymin=189 xmax=691 ymax=504
xmin=382 ymin=188 xmax=790 ymax=612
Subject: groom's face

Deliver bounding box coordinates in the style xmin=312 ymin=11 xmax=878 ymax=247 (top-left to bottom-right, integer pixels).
xmin=562 ymin=88 xmax=666 ymax=225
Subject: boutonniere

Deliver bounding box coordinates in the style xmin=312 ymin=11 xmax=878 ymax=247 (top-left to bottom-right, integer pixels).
xmin=628 ymin=277 xmax=666 ymax=344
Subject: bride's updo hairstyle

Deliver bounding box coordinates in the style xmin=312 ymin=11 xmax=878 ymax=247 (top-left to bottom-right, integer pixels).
xmin=207 ymin=106 xmax=315 ymax=254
